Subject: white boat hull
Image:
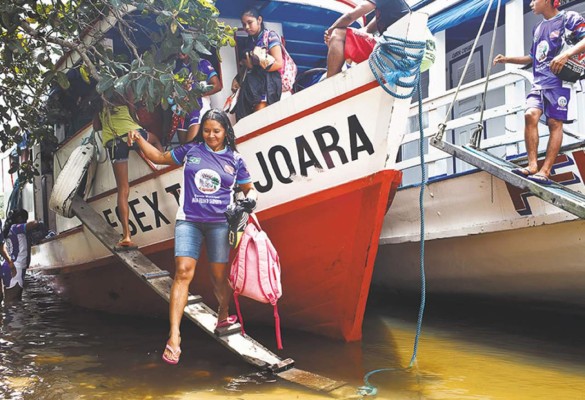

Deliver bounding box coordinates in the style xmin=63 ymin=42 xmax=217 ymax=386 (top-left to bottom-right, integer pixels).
xmin=375 ymin=147 xmax=585 ymax=306
xmin=30 ymin=11 xmax=430 ymax=341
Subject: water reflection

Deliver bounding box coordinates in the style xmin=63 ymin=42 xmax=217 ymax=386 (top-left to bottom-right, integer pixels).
xmin=1 ymin=277 xmax=585 ymax=399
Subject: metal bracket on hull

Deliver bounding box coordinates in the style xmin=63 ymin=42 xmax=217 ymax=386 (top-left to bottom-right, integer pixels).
xmin=431 ymin=139 xmax=585 ymax=219
xmin=69 ymin=195 xmax=353 ymax=397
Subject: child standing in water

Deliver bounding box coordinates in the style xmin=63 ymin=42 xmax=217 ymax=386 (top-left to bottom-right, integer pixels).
xmin=1 ymin=209 xmax=39 ymax=302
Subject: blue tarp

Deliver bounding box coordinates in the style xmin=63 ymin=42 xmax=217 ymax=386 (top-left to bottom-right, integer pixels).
xmin=427 ymin=0 xmax=513 ymax=33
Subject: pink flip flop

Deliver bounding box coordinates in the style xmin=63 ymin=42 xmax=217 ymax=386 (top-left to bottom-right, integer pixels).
xmin=215 ymin=315 xmax=237 ymax=329
xmin=162 ymin=343 xmax=181 ymax=365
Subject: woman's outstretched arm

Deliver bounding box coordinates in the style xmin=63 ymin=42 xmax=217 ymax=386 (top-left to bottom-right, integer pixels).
xmin=129 ymin=131 xmax=176 ymax=165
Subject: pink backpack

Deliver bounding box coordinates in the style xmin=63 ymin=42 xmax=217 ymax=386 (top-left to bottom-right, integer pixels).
xmin=229 ymin=214 xmax=283 ymax=349
xmin=263 ymin=30 xmax=297 ymax=93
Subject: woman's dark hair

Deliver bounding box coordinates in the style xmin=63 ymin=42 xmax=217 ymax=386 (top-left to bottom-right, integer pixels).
xmin=3 ymin=209 xmax=28 ymax=238
xmin=194 ymin=108 xmax=237 ymax=151
xmin=241 ymin=7 xmax=265 ymax=32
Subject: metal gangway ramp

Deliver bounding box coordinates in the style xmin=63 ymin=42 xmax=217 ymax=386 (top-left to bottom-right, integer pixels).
xmin=70 ymin=195 xmax=354 ymax=397
xmin=430 ymin=138 xmax=585 ymax=219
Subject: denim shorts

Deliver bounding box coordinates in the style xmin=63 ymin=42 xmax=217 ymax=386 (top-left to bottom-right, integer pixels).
xmin=174 ymin=220 xmax=230 ymax=263
xmin=105 ymin=129 xmax=148 ymax=163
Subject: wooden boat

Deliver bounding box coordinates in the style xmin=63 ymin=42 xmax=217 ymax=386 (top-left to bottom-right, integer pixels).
xmin=374 ymin=0 xmax=585 ymax=307
xmin=22 ymin=1 xmax=429 ymax=341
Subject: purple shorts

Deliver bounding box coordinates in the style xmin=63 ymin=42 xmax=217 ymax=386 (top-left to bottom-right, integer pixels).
xmin=178 ymin=100 xmax=210 ymax=131
xmin=526 ymin=87 xmax=571 ymax=122
xmin=1 ymin=262 xmax=11 ymax=287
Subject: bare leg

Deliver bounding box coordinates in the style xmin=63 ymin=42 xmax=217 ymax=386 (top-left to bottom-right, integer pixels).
xmin=538 ymin=118 xmax=563 ymax=178
xmin=112 ymin=161 xmax=131 ymax=243
xmin=524 ymin=108 xmax=543 ymax=175
xmin=326 ymin=28 xmax=347 ymax=78
xmin=209 ymin=262 xmax=232 ymax=321
xmin=4 ymin=285 xmax=23 ymax=302
xmin=254 ymin=102 xmax=268 ymax=112
xmin=178 ymin=124 xmax=199 ymax=144
xmin=164 ymin=256 xmax=196 ymax=361
xmin=146 ymin=130 xmax=163 ymax=152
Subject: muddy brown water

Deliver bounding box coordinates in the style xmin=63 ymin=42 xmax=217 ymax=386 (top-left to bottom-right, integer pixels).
xmin=1 ymin=275 xmax=585 ymax=399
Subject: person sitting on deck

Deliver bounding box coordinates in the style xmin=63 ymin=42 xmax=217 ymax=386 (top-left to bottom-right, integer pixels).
xmin=169 ymin=53 xmax=223 ymax=144
xmin=128 ymin=108 xmax=258 ymax=365
xmin=0 ymin=209 xmax=40 ymax=302
xmin=92 ymin=93 xmax=163 ymax=249
xmin=494 ymin=0 xmax=585 ymax=185
xmin=324 ymin=0 xmax=411 ymax=78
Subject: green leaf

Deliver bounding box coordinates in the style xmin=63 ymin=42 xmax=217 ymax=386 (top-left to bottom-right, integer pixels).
xmin=160 ymin=74 xmax=173 ymax=85
xmin=148 ymin=79 xmax=156 ymax=100
xmin=194 ymin=41 xmax=211 ymax=55
xmin=114 ymin=74 xmax=131 ymax=95
xmin=96 ymin=76 xmax=115 ymax=94
xmin=41 ymin=71 xmax=55 ymax=88
xmin=135 ymin=76 xmax=147 ymax=99
xmin=55 ymin=71 xmax=70 ymax=89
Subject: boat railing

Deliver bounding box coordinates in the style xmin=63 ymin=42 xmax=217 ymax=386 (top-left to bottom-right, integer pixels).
xmin=395 ymin=68 xmax=585 ymax=186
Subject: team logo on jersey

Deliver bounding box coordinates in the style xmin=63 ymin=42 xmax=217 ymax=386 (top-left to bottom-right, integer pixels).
xmin=536 ymin=41 xmax=549 ymax=62
xmin=558 ymin=96 xmax=568 ymax=108
xmin=549 ymin=30 xmax=561 ymax=40
xmin=187 ymin=156 xmax=201 ymax=164
xmin=223 ymin=164 xmax=235 ymax=175
xmin=195 ymin=169 xmax=221 ymax=194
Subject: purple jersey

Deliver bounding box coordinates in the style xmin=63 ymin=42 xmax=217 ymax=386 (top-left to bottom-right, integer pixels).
xmin=531 ymin=11 xmax=585 ymax=89
xmin=171 ymin=142 xmax=252 ymax=223
xmin=1 ymin=223 xmax=28 ymax=288
xmin=172 ymin=59 xmax=217 ymax=113
xmin=4 ymin=223 xmax=27 ymax=268
xmin=243 ymin=29 xmax=282 ymax=55
xmin=174 ymin=59 xmax=217 ymax=92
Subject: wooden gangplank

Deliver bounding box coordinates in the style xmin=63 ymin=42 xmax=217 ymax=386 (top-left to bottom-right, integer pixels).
xmin=70 ymin=196 xmax=354 ymax=397
xmin=431 ymin=139 xmax=585 ymax=219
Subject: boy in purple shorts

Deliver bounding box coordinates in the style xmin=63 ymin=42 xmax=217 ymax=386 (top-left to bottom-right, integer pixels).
xmin=494 ymin=0 xmax=585 ymax=184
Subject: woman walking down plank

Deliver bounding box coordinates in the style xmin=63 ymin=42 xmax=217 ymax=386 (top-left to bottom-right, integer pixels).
xmin=129 ymin=108 xmax=257 ymax=365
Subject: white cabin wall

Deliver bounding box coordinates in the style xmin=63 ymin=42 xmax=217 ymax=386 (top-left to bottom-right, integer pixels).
xmin=438 ymin=25 xmax=507 ymax=175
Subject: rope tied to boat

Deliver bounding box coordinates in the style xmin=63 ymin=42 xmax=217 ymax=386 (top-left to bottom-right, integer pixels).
xmin=368 ymin=34 xmax=426 ymax=99
xmin=358 ymin=76 xmax=428 ymax=397
xmin=81 ymin=129 xmax=108 ymax=164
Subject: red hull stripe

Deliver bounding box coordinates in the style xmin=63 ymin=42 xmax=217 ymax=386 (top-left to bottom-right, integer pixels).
xmin=34 ymin=170 xmax=402 ymax=342
xmin=40 ymin=170 xmax=399 ymax=272
xmin=237 ymin=80 xmax=380 ymax=144
xmin=83 ymin=80 xmax=379 ymax=204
